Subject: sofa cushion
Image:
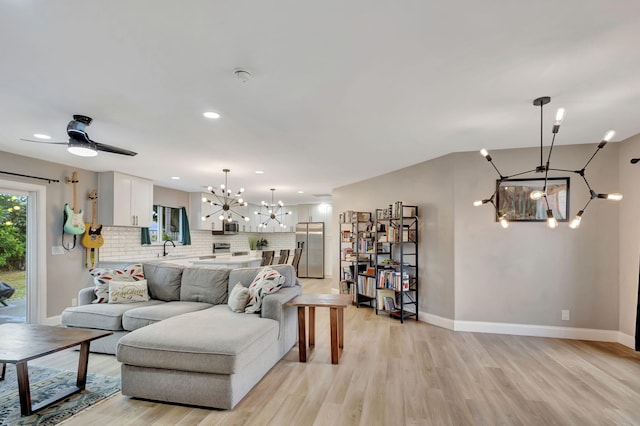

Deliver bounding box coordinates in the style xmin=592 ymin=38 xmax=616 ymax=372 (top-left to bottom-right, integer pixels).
xmin=116 ymin=305 xmax=278 ymax=375
xmin=122 ymin=301 xmax=213 ymax=331
xmin=180 ymin=266 xmax=231 ymax=304
xmin=61 ymin=299 xmax=165 ymax=331
xmin=142 ymin=262 xmax=184 ymax=301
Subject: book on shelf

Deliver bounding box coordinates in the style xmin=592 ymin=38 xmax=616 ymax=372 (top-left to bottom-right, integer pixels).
xmin=342 ymin=266 xmax=353 ymax=281
xmin=384 ymin=296 xmax=397 ymax=312
xmin=342 ymin=248 xmax=353 ymax=260
xmin=377 ymin=289 xmax=395 ymax=310
xmin=377 ymin=270 xmax=411 ymax=291
xmin=357 ymin=275 xmax=376 ymax=297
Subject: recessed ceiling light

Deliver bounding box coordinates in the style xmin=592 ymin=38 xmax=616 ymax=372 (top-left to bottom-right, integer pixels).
xmin=33 ymin=133 xmax=51 ymax=140
xmin=255 ymin=170 xmax=264 ymax=174
xmin=171 ymin=176 xmax=180 ymax=180
xmin=203 ymin=111 xmax=221 ymax=119
xmin=298 ymin=191 xmax=304 ymax=194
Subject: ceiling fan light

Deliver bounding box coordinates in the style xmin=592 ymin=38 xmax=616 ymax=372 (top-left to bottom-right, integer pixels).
xmin=606 ymin=193 xmax=623 ymax=201
xmin=67 ymin=139 xmax=97 ymax=157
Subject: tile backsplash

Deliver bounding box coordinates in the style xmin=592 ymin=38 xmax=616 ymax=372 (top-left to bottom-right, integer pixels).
xmin=98 ymin=227 xmax=296 ymax=262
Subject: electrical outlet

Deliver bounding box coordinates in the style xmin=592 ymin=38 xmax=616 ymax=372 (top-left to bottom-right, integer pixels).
xmin=51 ymin=246 xmax=64 ymax=255
xmin=71 ymin=298 xmax=77 ymax=307
xmin=561 ymin=309 xmax=570 ymax=321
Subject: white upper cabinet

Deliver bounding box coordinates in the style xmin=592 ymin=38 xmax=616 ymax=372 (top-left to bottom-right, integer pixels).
xmin=98 ymin=171 xmax=153 ymax=227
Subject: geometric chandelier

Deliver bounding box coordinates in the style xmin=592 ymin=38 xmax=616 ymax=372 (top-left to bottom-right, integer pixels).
xmin=201 ymin=168 xmax=251 ymax=223
xmin=254 ymin=188 xmax=292 ymax=228
xmin=474 ymin=96 xmax=622 ymax=229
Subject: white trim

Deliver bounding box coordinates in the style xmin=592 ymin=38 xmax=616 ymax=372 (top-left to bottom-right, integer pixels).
xmin=0 ymin=179 xmax=47 ymax=324
xmin=420 ymin=311 xmax=455 ymax=330
xmin=419 ymin=311 xmax=625 ymax=343
xmin=618 ymin=332 xmax=635 ymax=349
xmin=454 ymin=320 xmax=619 ymax=342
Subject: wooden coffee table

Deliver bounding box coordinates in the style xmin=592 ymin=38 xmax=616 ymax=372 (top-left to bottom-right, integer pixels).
xmin=287 ymin=294 xmax=351 ymax=364
xmin=0 ymin=324 xmax=112 ymax=416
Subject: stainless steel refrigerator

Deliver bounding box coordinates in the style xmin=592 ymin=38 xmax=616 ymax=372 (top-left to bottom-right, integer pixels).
xmin=295 ymin=222 xmax=324 ymax=278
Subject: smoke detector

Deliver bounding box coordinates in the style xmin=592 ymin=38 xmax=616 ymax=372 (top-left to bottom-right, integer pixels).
xmin=234 ymin=68 xmax=251 ymax=82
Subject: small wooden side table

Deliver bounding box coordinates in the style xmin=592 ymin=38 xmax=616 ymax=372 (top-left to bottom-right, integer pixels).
xmin=286 ymin=294 xmax=351 ymax=364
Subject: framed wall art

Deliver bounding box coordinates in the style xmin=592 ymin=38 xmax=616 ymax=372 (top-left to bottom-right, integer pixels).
xmin=496 ymin=177 xmax=569 ymax=222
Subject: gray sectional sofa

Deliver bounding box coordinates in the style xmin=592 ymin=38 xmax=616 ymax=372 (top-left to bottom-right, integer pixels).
xmin=61 ymin=262 xmax=302 ymax=409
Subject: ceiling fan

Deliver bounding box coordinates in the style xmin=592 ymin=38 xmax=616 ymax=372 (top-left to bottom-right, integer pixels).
xmin=20 ymin=114 xmax=138 ymax=157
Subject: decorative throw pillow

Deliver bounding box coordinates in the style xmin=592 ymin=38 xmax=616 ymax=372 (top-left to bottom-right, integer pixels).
xmin=108 ymin=279 xmax=150 ymax=304
xmin=228 ymin=282 xmax=251 ymax=313
xmin=89 ymin=264 xmax=144 ymax=303
xmin=245 ymin=267 xmax=285 ymax=314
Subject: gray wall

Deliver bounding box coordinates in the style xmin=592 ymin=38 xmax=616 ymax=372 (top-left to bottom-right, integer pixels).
xmin=334 ymin=142 xmax=625 ymax=332
xmin=333 ymin=154 xmax=456 ymax=319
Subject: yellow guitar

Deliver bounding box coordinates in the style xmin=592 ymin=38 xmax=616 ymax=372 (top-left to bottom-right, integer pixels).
xmin=81 ymin=189 xmax=104 ymax=248
xmin=63 ymin=171 xmax=86 ymax=235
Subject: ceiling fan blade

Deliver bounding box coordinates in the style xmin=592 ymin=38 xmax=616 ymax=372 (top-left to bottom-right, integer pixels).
xmin=20 ymin=138 xmax=67 ymax=145
xmin=93 ymin=141 xmax=138 ymax=156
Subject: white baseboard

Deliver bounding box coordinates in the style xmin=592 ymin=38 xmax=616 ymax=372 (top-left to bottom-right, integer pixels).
xmin=419 ymin=311 xmax=632 ymax=345
xmin=618 ymin=332 xmax=635 ymax=349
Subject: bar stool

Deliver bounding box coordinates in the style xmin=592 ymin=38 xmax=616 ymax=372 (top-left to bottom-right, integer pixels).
xmin=277 ymin=249 xmax=290 ymax=264
xmin=261 ymin=250 xmax=275 ymax=266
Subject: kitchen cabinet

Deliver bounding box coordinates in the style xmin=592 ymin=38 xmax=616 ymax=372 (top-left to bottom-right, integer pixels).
xmin=98 ymin=171 xmax=153 ymax=227
xmin=189 ymin=192 xmax=216 ymax=231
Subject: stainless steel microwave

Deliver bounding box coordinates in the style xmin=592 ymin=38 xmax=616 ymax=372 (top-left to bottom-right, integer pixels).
xmin=223 ymin=221 xmax=239 ymax=234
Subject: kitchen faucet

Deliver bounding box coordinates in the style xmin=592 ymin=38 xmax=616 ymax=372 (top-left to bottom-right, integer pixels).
xmin=163 ymin=240 xmax=175 ymax=256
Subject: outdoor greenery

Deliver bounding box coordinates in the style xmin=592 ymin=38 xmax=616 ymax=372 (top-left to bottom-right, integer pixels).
xmin=0 ymin=194 xmax=27 ymax=271
xmin=0 ymin=270 xmax=26 ymax=299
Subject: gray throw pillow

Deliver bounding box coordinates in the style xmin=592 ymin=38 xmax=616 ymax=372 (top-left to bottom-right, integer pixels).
xmin=180 ymin=266 xmax=231 ymax=304
xmin=142 ymin=262 xmax=184 ymax=301
xmin=227 ymin=283 xmax=251 ymax=312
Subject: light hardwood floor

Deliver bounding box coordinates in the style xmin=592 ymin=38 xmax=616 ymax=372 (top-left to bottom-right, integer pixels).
xmin=30 ymin=278 xmax=640 ymax=425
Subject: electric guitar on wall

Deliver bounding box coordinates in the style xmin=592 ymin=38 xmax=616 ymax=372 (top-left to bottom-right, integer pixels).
xmin=63 ymin=171 xmax=86 ymax=235
xmin=82 ymin=189 xmax=104 ymax=248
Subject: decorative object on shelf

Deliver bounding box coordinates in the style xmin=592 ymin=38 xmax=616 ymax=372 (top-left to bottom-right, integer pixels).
xmin=475 ymin=96 xmax=622 ymax=229
xmin=248 ymin=235 xmax=258 ymax=250
xmin=201 ymin=169 xmax=250 ymax=223
xmin=256 ymin=238 xmax=269 ymax=250
xmin=254 ymin=188 xmax=292 ymax=228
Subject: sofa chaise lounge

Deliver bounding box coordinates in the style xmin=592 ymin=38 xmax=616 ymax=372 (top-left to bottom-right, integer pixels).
xmin=61 ymin=262 xmax=302 ymax=409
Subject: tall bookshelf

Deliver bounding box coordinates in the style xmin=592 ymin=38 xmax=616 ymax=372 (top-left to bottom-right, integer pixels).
xmin=374 ymin=202 xmax=418 ymax=323
xmin=339 ymin=210 xmax=375 ymax=308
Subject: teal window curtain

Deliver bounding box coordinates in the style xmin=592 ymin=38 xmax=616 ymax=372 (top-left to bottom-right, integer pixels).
xmin=141 ymin=227 xmax=151 ymax=245
xmin=180 ymin=207 xmax=191 ymax=245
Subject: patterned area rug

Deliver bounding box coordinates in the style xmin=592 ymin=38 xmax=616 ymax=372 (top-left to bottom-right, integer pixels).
xmin=0 ymin=364 xmax=120 ymax=425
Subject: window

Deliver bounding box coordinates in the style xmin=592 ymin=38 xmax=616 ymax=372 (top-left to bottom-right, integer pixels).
xmin=150 ymin=205 xmax=182 ymax=243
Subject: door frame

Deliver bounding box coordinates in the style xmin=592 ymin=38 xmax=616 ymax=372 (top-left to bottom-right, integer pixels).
xmin=0 ymin=179 xmax=47 ymax=323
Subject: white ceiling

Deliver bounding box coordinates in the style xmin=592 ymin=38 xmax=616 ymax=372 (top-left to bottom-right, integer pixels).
xmin=1 ymin=1 xmax=639 ymax=205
